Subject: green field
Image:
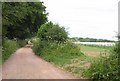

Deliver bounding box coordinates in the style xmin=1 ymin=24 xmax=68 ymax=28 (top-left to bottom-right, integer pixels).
xmin=79 ymin=44 xmax=112 ymax=57
xmin=80 ymin=44 xmax=111 ymax=52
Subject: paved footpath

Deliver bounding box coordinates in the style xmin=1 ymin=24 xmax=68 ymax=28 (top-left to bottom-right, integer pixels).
xmin=2 ymin=47 xmax=77 ymax=79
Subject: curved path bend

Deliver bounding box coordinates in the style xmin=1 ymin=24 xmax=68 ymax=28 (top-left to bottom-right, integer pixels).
xmin=2 ymin=46 xmax=77 ymax=79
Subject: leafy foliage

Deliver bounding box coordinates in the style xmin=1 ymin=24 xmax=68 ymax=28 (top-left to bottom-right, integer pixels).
xmin=37 ymin=22 xmax=68 ymax=43
xmin=2 ymin=2 xmax=48 ymax=39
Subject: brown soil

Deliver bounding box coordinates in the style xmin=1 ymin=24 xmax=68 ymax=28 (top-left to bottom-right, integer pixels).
xmin=2 ymin=46 xmax=77 ymax=79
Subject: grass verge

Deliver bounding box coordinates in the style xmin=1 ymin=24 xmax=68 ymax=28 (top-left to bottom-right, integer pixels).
xmin=0 ymin=47 xmax=2 ymax=65
xmin=2 ymin=39 xmax=19 ymax=63
xmin=2 ymin=38 xmax=27 ymax=63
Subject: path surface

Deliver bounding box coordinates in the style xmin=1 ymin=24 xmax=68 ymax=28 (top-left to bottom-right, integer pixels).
xmin=2 ymin=46 xmax=77 ymax=79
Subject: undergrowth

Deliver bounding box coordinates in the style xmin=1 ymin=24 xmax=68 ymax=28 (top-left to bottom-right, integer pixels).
xmin=2 ymin=38 xmax=26 ymax=63
xmin=33 ymin=38 xmax=83 ymax=66
xmin=2 ymin=38 xmax=19 ymax=63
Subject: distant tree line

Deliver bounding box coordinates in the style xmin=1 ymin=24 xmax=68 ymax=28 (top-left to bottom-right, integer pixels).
xmin=70 ymin=37 xmax=115 ymax=42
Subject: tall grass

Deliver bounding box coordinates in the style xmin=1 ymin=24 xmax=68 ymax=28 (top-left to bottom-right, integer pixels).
xmin=2 ymin=38 xmax=27 ymax=63
xmin=33 ymin=38 xmax=83 ymax=66
xmin=0 ymin=47 xmax=2 ymax=64
xmin=2 ymin=39 xmax=19 ymax=63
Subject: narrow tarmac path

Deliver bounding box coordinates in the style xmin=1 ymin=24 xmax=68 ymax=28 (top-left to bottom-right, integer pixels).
xmin=2 ymin=46 xmax=77 ymax=79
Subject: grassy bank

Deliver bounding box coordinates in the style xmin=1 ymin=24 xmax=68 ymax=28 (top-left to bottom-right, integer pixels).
xmin=2 ymin=39 xmax=19 ymax=63
xmin=2 ymin=39 xmax=26 ymax=63
xmin=33 ymin=39 xmax=83 ymax=66
xmin=0 ymin=47 xmax=2 ymax=65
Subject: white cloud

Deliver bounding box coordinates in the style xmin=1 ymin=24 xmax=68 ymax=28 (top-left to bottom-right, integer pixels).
xmin=41 ymin=0 xmax=119 ymax=40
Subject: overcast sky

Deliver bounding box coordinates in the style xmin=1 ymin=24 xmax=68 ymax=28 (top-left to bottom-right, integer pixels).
xmin=41 ymin=0 xmax=119 ymax=41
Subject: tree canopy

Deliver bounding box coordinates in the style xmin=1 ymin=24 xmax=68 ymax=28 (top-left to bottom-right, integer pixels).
xmin=2 ymin=2 xmax=48 ymax=39
xmin=37 ymin=22 xmax=68 ymax=42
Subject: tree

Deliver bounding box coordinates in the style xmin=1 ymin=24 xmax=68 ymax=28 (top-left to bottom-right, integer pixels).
xmin=37 ymin=22 xmax=68 ymax=42
xmin=2 ymin=2 xmax=48 ymax=39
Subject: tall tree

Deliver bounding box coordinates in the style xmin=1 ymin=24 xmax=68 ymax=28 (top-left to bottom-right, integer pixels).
xmin=2 ymin=2 xmax=48 ymax=39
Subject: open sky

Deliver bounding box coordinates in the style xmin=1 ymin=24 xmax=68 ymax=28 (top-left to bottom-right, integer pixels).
xmin=41 ymin=0 xmax=119 ymax=41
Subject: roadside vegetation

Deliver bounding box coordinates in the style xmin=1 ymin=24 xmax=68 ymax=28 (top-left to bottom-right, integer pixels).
xmin=0 ymin=47 xmax=2 ymax=65
xmin=2 ymin=38 xmax=19 ymax=63
xmin=2 ymin=38 xmax=27 ymax=63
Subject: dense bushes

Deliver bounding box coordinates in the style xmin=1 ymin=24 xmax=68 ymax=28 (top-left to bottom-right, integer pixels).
xmin=83 ymin=42 xmax=120 ymax=81
xmin=2 ymin=39 xmax=19 ymax=63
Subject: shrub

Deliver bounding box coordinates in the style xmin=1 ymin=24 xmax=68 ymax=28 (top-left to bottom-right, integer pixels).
xmin=2 ymin=38 xmax=19 ymax=63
